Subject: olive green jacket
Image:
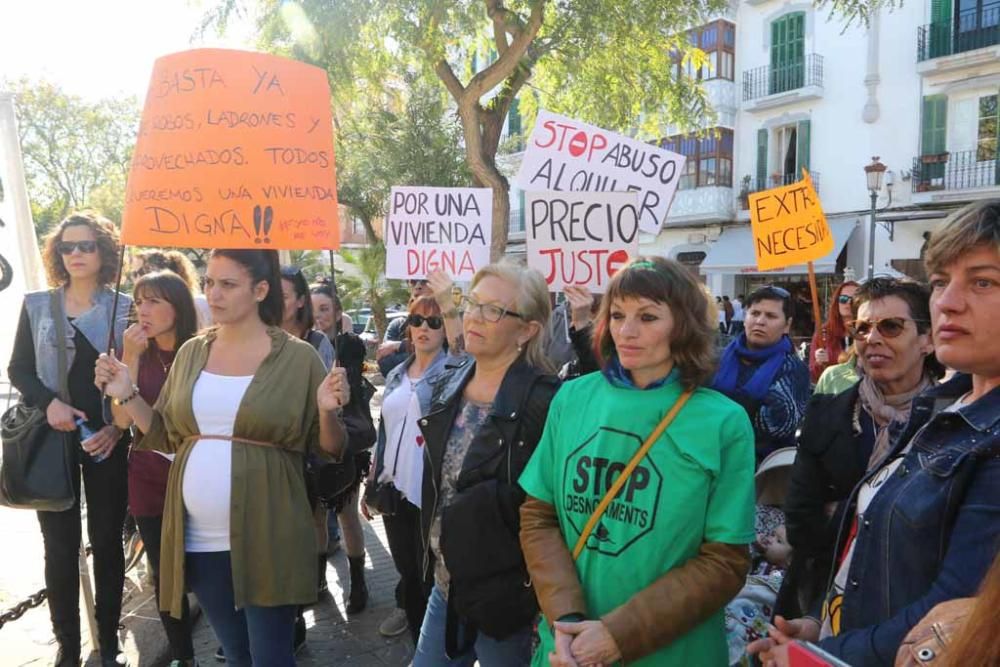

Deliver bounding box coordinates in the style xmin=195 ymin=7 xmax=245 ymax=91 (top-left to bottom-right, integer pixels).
xmin=138 ymin=327 xmax=330 ymax=618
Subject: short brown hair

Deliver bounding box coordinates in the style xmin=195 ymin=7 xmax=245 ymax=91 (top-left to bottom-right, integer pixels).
xmin=134 ymin=249 xmax=200 ymax=291
xmin=42 ymin=210 xmax=121 ymax=287
xmin=925 ymin=200 xmax=1000 ymax=274
xmin=594 ymin=257 xmax=718 ymax=391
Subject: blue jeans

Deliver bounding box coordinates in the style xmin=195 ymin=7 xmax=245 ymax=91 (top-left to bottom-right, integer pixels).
xmin=186 ymin=551 xmax=296 ymax=667
xmin=413 ymin=584 xmax=532 ymax=667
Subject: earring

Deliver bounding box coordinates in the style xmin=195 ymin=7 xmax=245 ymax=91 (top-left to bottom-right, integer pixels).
xmin=517 ymin=343 xmax=524 ymax=354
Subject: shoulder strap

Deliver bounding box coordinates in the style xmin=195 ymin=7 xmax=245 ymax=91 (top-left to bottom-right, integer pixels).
xmin=572 ymin=389 xmax=693 ymax=560
xmin=49 ymin=290 xmax=69 ymax=402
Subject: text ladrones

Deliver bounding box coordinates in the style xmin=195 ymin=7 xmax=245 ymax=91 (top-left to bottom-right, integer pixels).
xmin=525 ymin=191 xmax=639 ymax=293
xmin=121 ymin=48 xmax=340 ymax=250
xmin=514 ymin=110 xmax=685 ymax=235
xmin=384 ymin=186 xmax=493 ymax=280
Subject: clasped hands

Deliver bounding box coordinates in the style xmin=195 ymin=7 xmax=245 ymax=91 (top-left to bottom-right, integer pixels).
xmin=549 ymin=620 xmax=622 ymax=667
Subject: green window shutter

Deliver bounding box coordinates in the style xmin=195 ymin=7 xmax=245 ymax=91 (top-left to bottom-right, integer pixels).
xmin=756 ymin=128 xmax=769 ymax=186
xmin=929 ymin=0 xmax=952 ymax=57
xmin=921 ymin=95 xmax=948 ymax=155
xmin=770 ymin=13 xmax=806 ymax=94
xmin=796 ymin=119 xmax=811 ymax=175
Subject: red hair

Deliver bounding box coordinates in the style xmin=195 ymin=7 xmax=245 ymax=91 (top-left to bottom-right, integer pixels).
xmin=809 ymin=281 xmax=858 ymax=382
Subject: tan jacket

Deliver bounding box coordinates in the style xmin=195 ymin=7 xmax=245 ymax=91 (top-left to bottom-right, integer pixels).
xmin=520 ymin=496 xmax=751 ymax=663
xmin=138 ymin=327 xmax=330 ymax=618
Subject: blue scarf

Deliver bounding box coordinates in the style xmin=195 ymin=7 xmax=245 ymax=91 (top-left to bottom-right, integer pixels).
xmin=711 ymin=334 xmax=792 ymax=401
xmin=602 ymin=354 xmax=679 ymax=390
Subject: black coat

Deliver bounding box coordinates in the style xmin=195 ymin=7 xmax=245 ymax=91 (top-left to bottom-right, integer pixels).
xmin=417 ymin=355 xmax=558 ymax=637
xmin=778 ymin=381 xmax=871 ymax=618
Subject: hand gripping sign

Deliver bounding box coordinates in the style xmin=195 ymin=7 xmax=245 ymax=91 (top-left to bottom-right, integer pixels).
xmin=748 ymin=170 xmax=833 ymax=271
xmin=122 ymin=49 xmax=340 ymax=250
xmin=515 ymin=110 xmax=685 ymax=235
xmin=384 ymin=186 xmax=493 ymax=281
xmin=525 ymin=191 xmax=639 ymax=293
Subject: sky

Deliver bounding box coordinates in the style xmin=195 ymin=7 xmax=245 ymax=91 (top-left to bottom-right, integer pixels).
xmin=0 ymin=0 xmax=256 ymax=102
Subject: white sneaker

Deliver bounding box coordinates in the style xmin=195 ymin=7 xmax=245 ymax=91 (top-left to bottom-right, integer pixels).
xmin=378 ymin=608 xmax=409 ymax=637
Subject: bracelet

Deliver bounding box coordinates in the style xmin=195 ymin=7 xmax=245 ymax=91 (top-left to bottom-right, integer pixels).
xmin=113 ymin=385 xmax=140 ymax=406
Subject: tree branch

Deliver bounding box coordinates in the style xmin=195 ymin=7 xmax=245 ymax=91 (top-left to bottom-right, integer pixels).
xmin=466 ymin=0 xmax=545 ymax=99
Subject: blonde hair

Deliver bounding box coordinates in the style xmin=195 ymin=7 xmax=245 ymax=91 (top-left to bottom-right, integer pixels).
xmin=470 ymin=260 xmax=554 ymax=373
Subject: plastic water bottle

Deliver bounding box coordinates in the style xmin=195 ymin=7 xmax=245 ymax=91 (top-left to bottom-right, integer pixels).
xmin=76 ymin=417 xmax=106 ymax=463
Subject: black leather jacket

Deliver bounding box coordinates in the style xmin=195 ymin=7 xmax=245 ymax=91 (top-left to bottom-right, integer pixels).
xmin=417 ymin=355 xmax=559 ymax=582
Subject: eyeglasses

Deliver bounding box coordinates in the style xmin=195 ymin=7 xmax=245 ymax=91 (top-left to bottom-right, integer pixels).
xmin=460 ymin=296 xmax=522 ymax=323
xmin=849 ymin=317 xmax=927 ymax=339
xmin=407 ymin=314 xmax=443 ymax=330
xmin=280 ymin=266 xmax=304 ymax=279
xmin=57 ymin=240 xmax=97 ymax=255
xmin=751 ymin=285 xmax=790 ymax=300
xmin=837 ymin=294 xmax=854 ymax=304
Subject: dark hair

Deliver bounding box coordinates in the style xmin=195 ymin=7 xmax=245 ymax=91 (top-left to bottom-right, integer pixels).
xmin=745 ymin=286 xmax=793 ymax=320
xmin=851 ymin=277 xmax=945 ymax=379
xmin=280 ymin=266 xmax=314 ymax=334
xmin=209 ymin=249 xmax=283 ymax=326
xmin=134 ymin=249 xmax=200 ymax=291
xmin=594 ymin=256 xmax=717 ymax=391
xmin=133 ymin=270 xmax=199 ymax=351
xmin=309 ymin=283 xmax=343 ymax=333
xmin=42 ymin=210 xmax=121 ymax=287
xmin=925 ymin=200 xmax=1000 ymax=274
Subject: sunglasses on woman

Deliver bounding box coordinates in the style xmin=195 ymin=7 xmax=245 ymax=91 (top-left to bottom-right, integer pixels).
xmin=56 ymin=240 xmax=98 ymax=255
xmin=849 ymin=317 xmax=927 ymax=339
xmin=407 ymin=314 xmax=443 ymax=329
xmin=837 ymin=294 xmax=853 ymax=304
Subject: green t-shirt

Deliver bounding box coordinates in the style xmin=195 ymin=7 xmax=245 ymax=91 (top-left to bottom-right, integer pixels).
xmin=814 ymin=359 xmax=859 ymax=395
xmin=519 ymin=372 xmax=756 ymax=667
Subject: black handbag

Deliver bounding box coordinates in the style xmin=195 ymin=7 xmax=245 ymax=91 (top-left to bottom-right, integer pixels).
xmin=0 ymin=291 xmax=76 ymax=511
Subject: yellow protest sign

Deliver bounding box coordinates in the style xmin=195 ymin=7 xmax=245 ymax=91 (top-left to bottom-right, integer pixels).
xmin=748 ymin=170 xmax=832 ymax=271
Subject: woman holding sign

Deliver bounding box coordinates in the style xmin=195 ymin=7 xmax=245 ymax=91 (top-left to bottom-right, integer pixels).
xmin=95 ymin=249 xmax=348 ymax=667
xmin=519 ymin=257 xmax=755 ymax=667
xmin=411 ymin=262 xmax=558 ymax=667
xmin=8 ymin=211 xmax=132 ymax=667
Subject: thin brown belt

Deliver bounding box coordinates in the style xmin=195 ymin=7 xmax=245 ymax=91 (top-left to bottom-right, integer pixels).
xmin=180 ymin=434 xmax=301 ymax=454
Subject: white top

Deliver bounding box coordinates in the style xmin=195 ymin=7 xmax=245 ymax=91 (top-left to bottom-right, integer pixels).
xmin=193 ymin=294 xmax=213 ymax=329
xmin=182 ymin=371 xmax=253 ymax=552
xmin=732 ymin=300 xmax=744 ymax=321
xmin=377 ymin=372 xmax=426 ymax=508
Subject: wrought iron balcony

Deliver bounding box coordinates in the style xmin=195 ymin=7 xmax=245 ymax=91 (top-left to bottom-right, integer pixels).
xmin=738 ymin=172 xmax=821 ymax=210
xmin=741 ymin=54 xmax=823 ymax=102
xmin=917 ymin=7 xmax=1000 ymax=61
xmin=911 ymin=150 xmax=1000 ymax=193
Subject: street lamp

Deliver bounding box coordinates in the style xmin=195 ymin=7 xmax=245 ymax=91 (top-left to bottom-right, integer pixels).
xmin=864 ymin=156 xmax=887 ymax=280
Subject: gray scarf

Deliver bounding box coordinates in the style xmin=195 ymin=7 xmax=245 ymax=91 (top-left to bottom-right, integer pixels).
xmin=856 ymin=373 xmax=934 ymax=471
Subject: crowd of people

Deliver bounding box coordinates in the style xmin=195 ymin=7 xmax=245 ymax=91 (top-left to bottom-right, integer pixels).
xmin=6 ymin=198 xmax=999 ymax=666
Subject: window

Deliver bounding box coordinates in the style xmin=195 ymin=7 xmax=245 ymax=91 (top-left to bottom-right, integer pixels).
xmin=662 ymin=128 xmax=734 ymax=189
xmin=770 ymin=13 xmax=805 ymax=94
xmin=977 ymin=94 xmax=998 ymax=161
xmin=670 ymin=19 xmax=736 ymax=82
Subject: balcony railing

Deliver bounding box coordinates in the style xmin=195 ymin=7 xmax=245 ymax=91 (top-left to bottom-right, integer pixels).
xmin=742 ymin=54 xmax=823 ymax=102
xmin=911 ymin=150 xmax=1000 ymax=192
xmin=738 ymin=172 xmax=821 ymax=210
xmin=917 ymin=7 xmax=1000 ymax=61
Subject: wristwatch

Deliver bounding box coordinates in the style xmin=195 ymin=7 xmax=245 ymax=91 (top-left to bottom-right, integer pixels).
xmin=113 ymin=385 xmax=140 ymax=406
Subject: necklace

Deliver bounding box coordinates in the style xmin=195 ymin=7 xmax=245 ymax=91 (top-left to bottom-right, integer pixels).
xmin=154 ymin=348 xmax=174 ymax=374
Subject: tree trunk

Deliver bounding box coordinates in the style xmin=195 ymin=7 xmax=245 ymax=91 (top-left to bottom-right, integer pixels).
xmin=456 ymin=104 xmax=511 ymax=261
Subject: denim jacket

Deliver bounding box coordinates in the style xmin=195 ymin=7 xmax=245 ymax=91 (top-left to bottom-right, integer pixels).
xmin=818 ymin=373 xmax=1000 ymax=666
xmin=371 ymin=349 xmax=454 ymax=483
xmin=23 ymin=287 xmax=131 ymax=395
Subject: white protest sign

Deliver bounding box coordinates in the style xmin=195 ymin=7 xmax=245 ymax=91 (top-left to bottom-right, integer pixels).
xmin=385 ymin=186 xmax=492 ymax=280
xmin=515 ymin=110 xmax=685 ymax=235
xmin=526 ymin=191 xmax=639 ymax=293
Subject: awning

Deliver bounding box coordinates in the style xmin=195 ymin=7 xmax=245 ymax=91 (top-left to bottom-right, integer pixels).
xmin=700 ymin=220 xmax=859 ymax=275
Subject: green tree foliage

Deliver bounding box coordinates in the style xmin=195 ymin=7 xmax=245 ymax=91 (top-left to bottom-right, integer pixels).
xmin=337 ymin=244 xmax=410 ymax=340
xmin=8 ymin=79 xmax=139 ymax=236
xmin=206 ymin=0 xmax=723 ymax=258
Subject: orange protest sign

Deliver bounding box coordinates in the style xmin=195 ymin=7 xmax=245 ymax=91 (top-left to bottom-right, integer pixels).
xmin=122 ymin=49 xmax=339 ymax=250
xmin=748 ymin=170 xmax=832 ymax=271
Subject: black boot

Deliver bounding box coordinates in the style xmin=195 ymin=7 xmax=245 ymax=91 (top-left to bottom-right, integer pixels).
xmin=54 ymin=632 xmax=81 ymax=667
xmin=345 ymin=555 xmax=368 ymax=615
xmin=317 ymin=553 xmax=329 ymax=595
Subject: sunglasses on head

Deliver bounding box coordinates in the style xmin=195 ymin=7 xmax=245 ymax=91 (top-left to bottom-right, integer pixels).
xmin=280 ymin=266 xmax=304 ymax=279
xmin=57 ymin=240 xmax=98 ymax=255
xmin=837 ymin=294 xmax=854 ymax=304
xmin=849 ymin=317 xmax=927 ymax=339
xmin=407 ymin=313 xmax=443 ymax=329
xmin=408 ymin=279 xmax=429 ymax=287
